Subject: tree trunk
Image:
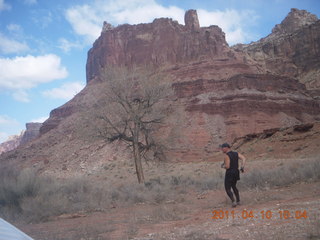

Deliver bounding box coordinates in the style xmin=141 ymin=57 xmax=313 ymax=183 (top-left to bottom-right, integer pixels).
xmin=133 ymin=122 xmax=145 ymax=183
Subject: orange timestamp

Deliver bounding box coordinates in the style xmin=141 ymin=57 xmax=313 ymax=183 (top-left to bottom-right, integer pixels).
xmin=211 ymin=209 xmax=308 ymax=220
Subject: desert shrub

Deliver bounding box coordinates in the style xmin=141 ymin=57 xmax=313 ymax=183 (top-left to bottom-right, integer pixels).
xmin=117 ymin=184 xmax=147 ymax=204
xmin=242 ymin=158 xmax=320 ymax=189
xmin=0 ymin=168 xmax=110 ymax=223
xmin=144 ymin=177 xmax=162 ymax=189
xmin=0 ymin=168 xmax=42 ymax=210
xmin=198 ymin=176 xmax=222 ymax=191
xmin=1 ymin=158 xmax=318 ymax=224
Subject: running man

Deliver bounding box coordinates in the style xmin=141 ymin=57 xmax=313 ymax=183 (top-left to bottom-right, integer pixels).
xmin=220 ymin=143 xmax=246 ymax=207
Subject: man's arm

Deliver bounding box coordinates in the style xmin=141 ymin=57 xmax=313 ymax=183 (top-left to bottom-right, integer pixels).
xmin=238 ymin=153 xmax=246 ymax=170
xmin=224 ymin=155 xmax=230 ymax=169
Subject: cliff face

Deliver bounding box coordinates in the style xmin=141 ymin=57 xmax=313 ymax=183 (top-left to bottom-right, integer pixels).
xmin=233 ymin=8 xmax=320 ymax=90
xmin=1 ymin=9 xmax=319 ymax=176
xmin=83 ymin=9 xmax=320 ymax=159
xmin=86 ymin=10 xmax=229 ymax=83
xmin=165 ymin=72 xmax=319 ymax=161
xmin=20 ymin=123 xmax=42 ymax=145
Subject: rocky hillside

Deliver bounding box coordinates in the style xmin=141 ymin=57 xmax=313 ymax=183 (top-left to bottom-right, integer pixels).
xmin=233 ymin=8 xmax=320 ymax=92
xmin=0 ymin=9 xmax=319 ymax=178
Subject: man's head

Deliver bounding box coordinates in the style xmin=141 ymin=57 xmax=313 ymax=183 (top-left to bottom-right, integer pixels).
xmin=219 ymin=143 xmax=231 ymax=153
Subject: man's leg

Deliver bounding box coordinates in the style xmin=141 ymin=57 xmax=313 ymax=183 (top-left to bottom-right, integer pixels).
xmin=224 ymin=176 xmax=235 ymax=202
xmin=231 ymin=180 xmax=240 ymax=203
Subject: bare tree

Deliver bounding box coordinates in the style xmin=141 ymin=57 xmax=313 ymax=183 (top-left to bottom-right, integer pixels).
xmin=94 ymin=66 xmax=172 ymax=183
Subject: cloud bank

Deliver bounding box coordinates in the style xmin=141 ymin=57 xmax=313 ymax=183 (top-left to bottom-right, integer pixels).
xmin=65 ymin=0 xmax=258 ymax=45
xmin=0 ymin=54 xmax=68 ymax=90
xmin=0 ymin=33 xmax=30 ymax=54
xmin=42 ymin=82 xmax=85 ymax=100
xmin=0 ymin=54 xmax=68 ymax=102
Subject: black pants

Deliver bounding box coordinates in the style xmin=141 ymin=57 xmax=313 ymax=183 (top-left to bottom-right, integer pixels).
xmin=224 ymin=169 xmax=240 ymax=202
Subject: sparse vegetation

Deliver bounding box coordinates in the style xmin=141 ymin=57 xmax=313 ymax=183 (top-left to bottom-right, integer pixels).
xmin=0 ymin=168 xmax=109 ymax=223
xmin=242 ymin=158 xmax=320 ymax=189
xmin=0 ymin=158 xmax=319 ymax=225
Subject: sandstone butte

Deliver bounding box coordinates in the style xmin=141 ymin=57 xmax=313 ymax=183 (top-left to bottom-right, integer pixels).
xmin=0 ymin=9 xmax=319 ymax=177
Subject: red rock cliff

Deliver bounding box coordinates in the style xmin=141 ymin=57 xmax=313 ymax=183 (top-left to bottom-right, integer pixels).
xmin=86 ymin=10 xmax=229 ymax=83
xmin=233 ymin=8 xmax=320 ymax=90
xmin=23 ymin=9 xmax=320 ymax=173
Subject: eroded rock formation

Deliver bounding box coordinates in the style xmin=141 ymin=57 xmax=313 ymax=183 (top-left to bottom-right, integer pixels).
xmin=20 ymin=123 xmax=42 ymax=145
xmin=86 ymin=10 xmax=229 ymax=83
xmin=233 ymin=8 xmax=320 ymax=90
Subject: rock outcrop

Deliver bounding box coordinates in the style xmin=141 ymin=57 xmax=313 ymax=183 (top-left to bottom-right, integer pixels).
xmin=0 ymin=122 xmax=42 ymax=154
xmin=86 ymin=10 xmax=229 ymax=83
xmin=272 ymin=8 xmax=318 ymax=35
xmin=233 ymin=8 xmax=320 ymax=90
xmin=40 ymin=105 xmax=75 ymax=135
xmin=20 ymin=123 xmax=42 ymax=145
xmin=84 ymin=9 xmax=320 ymax=162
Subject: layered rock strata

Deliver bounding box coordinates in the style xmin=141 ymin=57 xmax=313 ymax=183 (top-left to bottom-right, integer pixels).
xmin=86 ymin=10 xmax=229 ymax=83
xmin=233 ymin=8 xmax=320 ymax=90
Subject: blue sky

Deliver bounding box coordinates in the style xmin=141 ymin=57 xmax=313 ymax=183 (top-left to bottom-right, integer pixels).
xmin=0 ymin=0 xmax=319 ymax=143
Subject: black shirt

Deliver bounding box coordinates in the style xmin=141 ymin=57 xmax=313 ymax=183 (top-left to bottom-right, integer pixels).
xmin=226 ymin=151 xmax=239 ymax=171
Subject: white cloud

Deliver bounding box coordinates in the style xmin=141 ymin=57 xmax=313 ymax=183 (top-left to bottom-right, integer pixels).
xmin=197 ymin=9 xmax=259 ymax=45
xmin=7 ymin=24 xmax=22 ymax=33
xmin=65 ymin=0 xmax=258 ymax=45
xmin=31 ymin=10 xmax=53 ymax=29
xmin=0 ymin=115 xmax=22 ymax=143
xmin=109 ymin=4 xmax=184 ymax=25
xmin=0 ymin=54 xmax=68 ymax=90
xmin=0 ymin=33 xmax=29 ymax=54
xmin=0 ymin=0 xmax=10 ymax=11
xmin=12 ymin=89 xmax=30 ymax=102
xmin=58 ymin=38 xmax=84 ymax=53
xmin=65 ymin=0 xmax=184 ymax=43
xmin=42 ymin=82 xmax=85 ymax=100
xmin=65 ymin=5 xmax=102 ymax=43
xmin=30 ymin=116 xmax=48 ymax=123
